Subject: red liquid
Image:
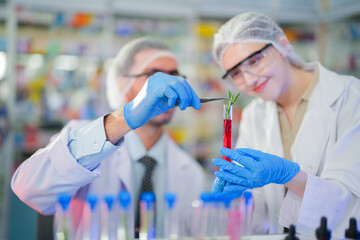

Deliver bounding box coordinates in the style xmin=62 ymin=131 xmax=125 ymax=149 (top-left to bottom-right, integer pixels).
xmin=223 ymin=119 xmax=232 ymax=162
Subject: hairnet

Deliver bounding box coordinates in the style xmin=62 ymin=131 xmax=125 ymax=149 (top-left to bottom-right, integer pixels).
xmin=213 ymin=12 xmax=305 ymax=70
xmin=106 ymin=37 xmax=173 ymax=110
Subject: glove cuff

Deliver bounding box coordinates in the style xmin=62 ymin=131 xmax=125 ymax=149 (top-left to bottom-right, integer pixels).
xmin=123 ymin=102 xmax=136 ymax=130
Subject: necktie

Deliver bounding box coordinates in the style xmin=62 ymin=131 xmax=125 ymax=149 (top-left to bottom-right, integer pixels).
xmin=135 ymin=155 xmax=157 ymax=238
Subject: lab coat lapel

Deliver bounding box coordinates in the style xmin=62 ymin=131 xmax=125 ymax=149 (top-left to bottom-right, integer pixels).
xmin=112 ymin=146 xmax=135 ymax=200
xmin=167 ymin=138 xmax=188 ymax=197
xmin=262 ymin=102 xmax=286 ymax=233
xmin=264 ymin=101 xmax=284 ymax=157
xmin=291 ymin=63 xmax=342 ymax=175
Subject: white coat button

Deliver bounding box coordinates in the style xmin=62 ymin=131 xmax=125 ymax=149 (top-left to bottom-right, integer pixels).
xmin=93 ymin=143 xmax=99 ymax=149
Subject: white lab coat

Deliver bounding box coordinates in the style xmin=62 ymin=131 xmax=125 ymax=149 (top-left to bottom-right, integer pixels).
xmin=236 ymin=62 xmax=360 ymax=239
xmin=11 ymin=120 xmax=206 ymax=239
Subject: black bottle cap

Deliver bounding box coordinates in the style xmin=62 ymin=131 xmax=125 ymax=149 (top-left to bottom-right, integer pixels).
xmin=316 ymin=217 xmax=331 ymax=240
xmin=345 ymin=218 xmax=360 ymax=239
xmin=285 ymin=225 xmax=299 ymax=240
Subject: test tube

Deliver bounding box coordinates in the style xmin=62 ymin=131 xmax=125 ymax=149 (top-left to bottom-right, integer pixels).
xmin=214 ymin=193 xmax=231 ymax=240
xmin=223 ymin=103 xmax=233 ymax=162
xmin=190 ymin=199 xmax=202 ymax=238
xmin=86 ymin=194 xmax=101 ymax=240
xmin=164 ymin=193 xmax=179 ymax=240
xmin=242 ymin=191 xmax=253 ymax=236
xmin=210 ymin=193 xmax=223 ymax=239
xmin=104 ymin=195 xmax=116 ymax=240
xmin=54 ymin=193 xmax=74 ymax=240
xmin=227 ymin=197 xmax=242 ymax=240
xmin=221 ymin=193 xmax=233 ymax=239
xmin=139 ymin=192 xmax=156 ymax=240
xmin=117 ymin=191 xmax=133 ymax=240
xmin=197 ymin=192 xmax=212 ymax=239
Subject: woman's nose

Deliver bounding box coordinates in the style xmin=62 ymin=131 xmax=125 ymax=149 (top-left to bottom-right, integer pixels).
xmin=242 ymin=71 xmax=259 ymax=87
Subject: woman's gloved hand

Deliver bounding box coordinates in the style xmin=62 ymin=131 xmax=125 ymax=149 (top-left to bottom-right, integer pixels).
xmin=213 ymin=148 xmax=300 ymax=190
xmin=123 ymin=72 xmax=201 ymax=129
xmin=212 ymin=176 xmax=249 ymax=198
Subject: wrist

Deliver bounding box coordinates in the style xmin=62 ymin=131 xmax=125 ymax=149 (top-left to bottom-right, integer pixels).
xmin=284 ymin=169 xmax=307 ymax=198
xmin=104 ymin=108 xmax=132 ymax=144
xmin=123 ymin=101 xmax=137 ymax=130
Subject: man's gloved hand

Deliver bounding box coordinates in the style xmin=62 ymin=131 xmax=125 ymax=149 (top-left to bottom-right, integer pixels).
xmin=213 ymin=148 xmax=300 ymax=189
xmin=123 ymin=72 xmax=201 ymax=129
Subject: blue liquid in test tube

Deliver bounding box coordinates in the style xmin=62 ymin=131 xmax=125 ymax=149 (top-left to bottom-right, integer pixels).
xmin=242 ymin=191 xmax=253 ymax=236
xmin=55 ymin=193 xmax=74 ymax=240
xmin=139 ymin=192 xmax=156 ymax=240
xmin=118 ymin=191 xmax=133 ymax=240
xmin=104 ymin=195 xmax=116 ymax=240
xmin=86 ymin=194 xmax=101 ymax=240
xmin=164 ymin=193 xmax=178 ymax=239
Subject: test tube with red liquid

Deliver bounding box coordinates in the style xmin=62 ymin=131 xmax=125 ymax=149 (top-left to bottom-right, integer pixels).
xmin=223 ymin=103 xmax=232 ymax=162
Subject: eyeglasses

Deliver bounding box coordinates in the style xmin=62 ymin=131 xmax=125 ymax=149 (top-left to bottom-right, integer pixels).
xmin=125 ymin=69 xmax=186 ymax=79
xmin=222 ymin=43 xmax=272 ymax=81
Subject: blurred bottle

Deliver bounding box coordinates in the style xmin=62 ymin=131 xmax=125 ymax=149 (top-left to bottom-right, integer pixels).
xmin=54 ymin=193 xmax=74 ymax=240
xmin=345 ymin=218 xmax=360 ymax=240
xmin=285 ymin=225 xmax=299 ymax=240
xmin=316 ymin=217 xmax=331 ymax=240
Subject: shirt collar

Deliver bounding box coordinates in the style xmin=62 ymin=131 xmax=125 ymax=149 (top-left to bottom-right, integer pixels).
xmin=125 ymin=131 xmax=167 ymax=165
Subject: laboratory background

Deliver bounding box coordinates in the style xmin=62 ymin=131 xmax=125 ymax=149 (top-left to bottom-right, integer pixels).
xmin=0 ymin=0 xmax=360 ymax=239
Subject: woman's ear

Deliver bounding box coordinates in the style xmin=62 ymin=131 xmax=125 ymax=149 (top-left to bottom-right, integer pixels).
xmin=278 ymin=36 xmax=291 ymax=54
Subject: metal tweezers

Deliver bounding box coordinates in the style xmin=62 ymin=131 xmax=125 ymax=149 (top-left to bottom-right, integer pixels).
xmin=175 ymin=97 xmax=228 ymax=106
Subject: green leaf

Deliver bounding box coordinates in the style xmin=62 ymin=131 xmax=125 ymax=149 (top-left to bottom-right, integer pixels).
xmin=231 ymin=92 xmax=241 ymax=105
xmin=225 ymin=91 xmax=241 ymax=119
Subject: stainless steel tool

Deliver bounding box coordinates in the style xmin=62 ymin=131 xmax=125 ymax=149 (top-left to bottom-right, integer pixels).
xmin=174 ymin=97 xmax=228 ymax=106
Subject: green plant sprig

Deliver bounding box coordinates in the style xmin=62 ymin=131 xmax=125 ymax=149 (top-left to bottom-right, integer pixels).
xmin=225 ymin=90 xmax=241 ymax=119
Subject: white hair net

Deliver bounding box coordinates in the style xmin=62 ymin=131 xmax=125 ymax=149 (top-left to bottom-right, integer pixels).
xmin=213 ymin=12 xmax=305 ymax=70
xmin=106 ymin=37 xmax=174 ymax=110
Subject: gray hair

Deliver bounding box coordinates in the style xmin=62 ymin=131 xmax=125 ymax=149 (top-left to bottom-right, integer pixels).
xmin=106 ymin=37 xmax=171 ymax=110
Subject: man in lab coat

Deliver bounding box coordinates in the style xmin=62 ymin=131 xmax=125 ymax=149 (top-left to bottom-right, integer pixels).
xmin=212 ymin=12 xmax=360 ymax=238
xmin=11 ymin=37 xmax=206 ymax=239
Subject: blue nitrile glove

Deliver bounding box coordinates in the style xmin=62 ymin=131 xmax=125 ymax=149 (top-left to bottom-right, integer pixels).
xmin=123 ymin=72 xmax=201 ymax=129
xmin=213 ymin=148 xmax=300 ymax=189
xmin=212 ymin=176 xmax=248 ymax=199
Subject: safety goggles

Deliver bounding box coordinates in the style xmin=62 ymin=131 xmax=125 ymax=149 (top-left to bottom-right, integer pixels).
xmin=222 ymin=43 xmax=272 ymax=81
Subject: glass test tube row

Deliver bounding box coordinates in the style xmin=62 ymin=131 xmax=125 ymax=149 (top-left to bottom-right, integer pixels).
xmin=191 ymin=191 xmax=253 ymax=240
xmin=54 ymin=191 xmax=178 ymax=240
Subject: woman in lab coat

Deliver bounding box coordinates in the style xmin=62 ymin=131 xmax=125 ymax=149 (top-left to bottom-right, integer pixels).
xmin=212 ymin=12 xmax=360 ymax=239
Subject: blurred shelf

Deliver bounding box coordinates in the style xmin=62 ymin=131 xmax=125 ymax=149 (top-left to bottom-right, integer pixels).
xmin=11 ymin=0 xmax=360 ymax=23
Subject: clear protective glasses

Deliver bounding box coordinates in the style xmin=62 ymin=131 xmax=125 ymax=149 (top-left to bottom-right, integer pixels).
xmin=125 ymin=69 xmax=186 ymax=80
xmin=222 ymin=43 xmax=272 ymax=82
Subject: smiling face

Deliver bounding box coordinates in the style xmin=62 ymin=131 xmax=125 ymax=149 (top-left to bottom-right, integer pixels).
xmin=221 ymin=42 xmax=291 ymax=101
